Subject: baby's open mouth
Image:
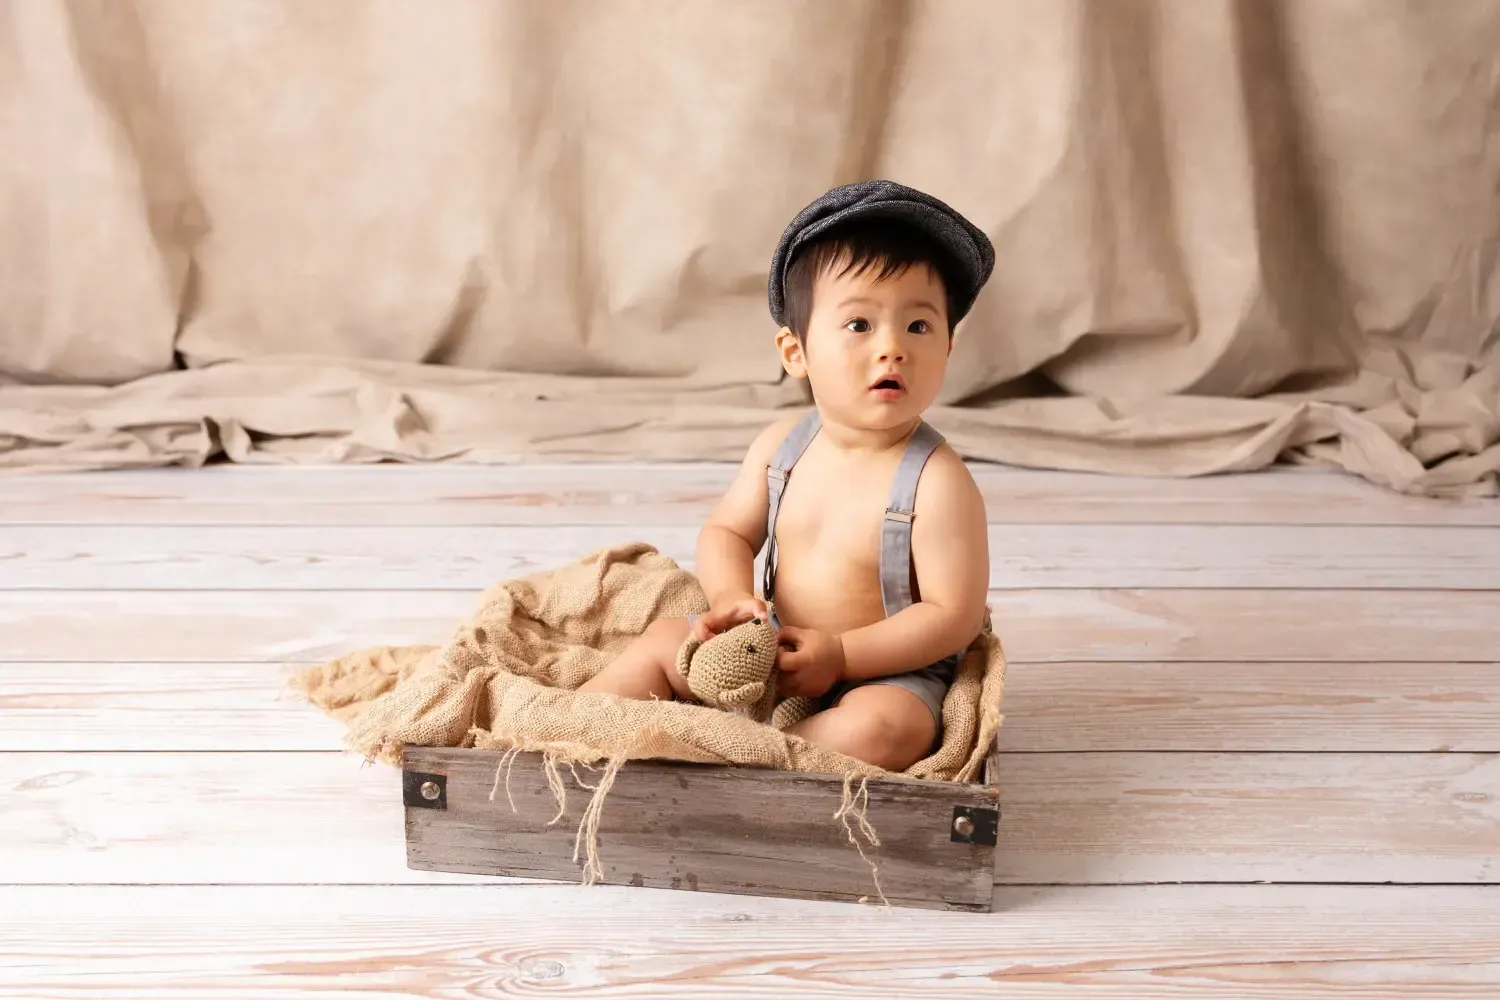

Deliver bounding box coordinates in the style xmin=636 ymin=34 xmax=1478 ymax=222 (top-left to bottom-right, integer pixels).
xmin=870 ymin=375 xmax=906 ymax=392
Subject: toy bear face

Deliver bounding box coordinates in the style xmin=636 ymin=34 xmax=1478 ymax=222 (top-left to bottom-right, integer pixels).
xmin=674 ymin=616 xmax=781 ymax=717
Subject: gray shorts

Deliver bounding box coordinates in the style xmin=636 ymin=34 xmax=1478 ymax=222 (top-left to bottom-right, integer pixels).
xmin=823 ymin=652 xmax=960 ymax=743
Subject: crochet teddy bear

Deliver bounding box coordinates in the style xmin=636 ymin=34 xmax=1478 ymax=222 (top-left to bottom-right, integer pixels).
xmin=673 ymin=613 xmax=819 ymax=729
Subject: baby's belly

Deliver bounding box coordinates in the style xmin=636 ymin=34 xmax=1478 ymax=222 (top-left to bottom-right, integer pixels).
xmin=768 ymin=551 xmax=888 ymax=635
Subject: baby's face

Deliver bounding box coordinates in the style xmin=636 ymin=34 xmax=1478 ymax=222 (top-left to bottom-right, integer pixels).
xmin=786 ymin=259 xmax=952 ymax=432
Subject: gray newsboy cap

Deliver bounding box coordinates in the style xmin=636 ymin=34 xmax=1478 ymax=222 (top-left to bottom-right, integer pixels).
xmin=767 ymin=179 xmax=995 ymax=328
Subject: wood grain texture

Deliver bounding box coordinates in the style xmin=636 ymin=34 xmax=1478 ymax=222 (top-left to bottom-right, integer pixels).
xmin=994 ymin=661 xmax=1500 ymax=753
xmin=4 ymin=751 xmax=1496 ymax=886
xmin=990 ymin=752 xmax=1500 ymax=884
xmin=402 ymin=747 xmax=999 ymax=911
xmin=0 ymin=589 xmax=471 ymax=663
xmin=2 ymin=884 xmax=1497 ymax=998
xmin=4 ymin=464 xmax=1496 ymax=525
xmin=0 ymin=662 xmax=338 ymax=751
xmin=2 ymin=589 xmax=1495 ymax=664
xmin=6 ymin=522 xmax=1497 ymax=590
xmin=7 ymin=660 xmax=1497 ymax=753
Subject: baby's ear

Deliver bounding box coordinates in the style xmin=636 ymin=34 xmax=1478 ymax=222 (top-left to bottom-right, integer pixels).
xmin=774 ymin=326 xmax=807 ymax=378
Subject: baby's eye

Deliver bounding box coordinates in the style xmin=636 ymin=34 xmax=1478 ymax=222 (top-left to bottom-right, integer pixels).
xmin=844 ymin=318 xmax=870 ymax=333
xmin=909 ymin=319 xmax=930 ymax=334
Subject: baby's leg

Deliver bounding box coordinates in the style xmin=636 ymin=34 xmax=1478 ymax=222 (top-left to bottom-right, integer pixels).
xmin=786 ymin=685 xmax=936 ymax=771
xmin=576 ymin=617 xmax=694 ymax=701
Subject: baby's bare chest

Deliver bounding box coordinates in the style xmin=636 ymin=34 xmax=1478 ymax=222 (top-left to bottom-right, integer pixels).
xmin=773 ymin=459 xmax=896 ymax=569
xmin=764 ymin=447 xmax=918 ymax=629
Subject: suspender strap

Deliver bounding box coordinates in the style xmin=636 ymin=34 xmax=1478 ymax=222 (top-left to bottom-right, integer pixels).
xmin=879 ymin=421 xmax=945 ymax=617
xmin=761 ymin=410 xmax=822 ymax=618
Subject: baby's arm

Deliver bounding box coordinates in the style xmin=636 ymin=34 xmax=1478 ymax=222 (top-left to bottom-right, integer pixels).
xmin=838 ymin=446 xmax=990 ymax=680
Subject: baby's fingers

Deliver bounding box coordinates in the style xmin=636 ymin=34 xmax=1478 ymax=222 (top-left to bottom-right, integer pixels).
xmin=776 ymin=625 xmax=805 ymax=648
xmin=776 ymin=659 xmax=814 ymax=695
xmin=732 ymin=599 xmax=769 ymax=625
xmin=699 ymin=609 xmax=735 ymax=633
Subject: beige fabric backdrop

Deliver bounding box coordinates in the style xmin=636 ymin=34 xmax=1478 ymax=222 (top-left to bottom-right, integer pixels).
xmin=2 ymin=0 xmax=1497 ymax=495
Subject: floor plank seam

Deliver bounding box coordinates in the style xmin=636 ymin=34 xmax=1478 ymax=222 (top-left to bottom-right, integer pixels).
xmin=11 ymin=522 xmax=1496 ymax=530
xmin=4 ymin=748 xmax=1498 ymax=754
xmin=5 ymin=880 xmax=1498 ymax=888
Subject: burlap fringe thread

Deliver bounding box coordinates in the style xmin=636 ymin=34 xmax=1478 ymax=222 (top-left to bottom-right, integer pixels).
xmin=472 ymin=726 xmax=890 ymax=907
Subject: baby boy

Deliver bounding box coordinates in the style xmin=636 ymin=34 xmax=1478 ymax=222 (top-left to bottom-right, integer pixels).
xmin=579 ymin=180 xmax=994 ymax=771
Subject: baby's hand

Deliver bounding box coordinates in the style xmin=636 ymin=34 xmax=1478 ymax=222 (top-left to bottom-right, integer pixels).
xmin=774 ymin=626 xmax=846 ymax=698
xmin=690 ymin=597 xmax=769 ymax=642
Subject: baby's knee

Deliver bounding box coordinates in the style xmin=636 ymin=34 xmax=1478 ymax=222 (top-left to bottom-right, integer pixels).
xmin=828 ymin=689 xmax=936 ymax=770
xmin=642 ymin=617 xmax=693 ymax=694
xmin=642 ymin=617 xmax=689 ymax=644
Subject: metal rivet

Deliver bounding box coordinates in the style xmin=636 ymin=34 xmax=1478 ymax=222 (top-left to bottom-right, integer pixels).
xmin=953 ymin=815 xmax=975 ymax=837
xmin=420 ymin=781 xmax=441 ymax=801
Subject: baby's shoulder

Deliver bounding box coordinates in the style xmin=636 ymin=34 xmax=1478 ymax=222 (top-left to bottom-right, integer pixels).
xmin=740 ymin=413 xmax=808 ymax=467
xmin=914 ymin=442 xmax=984 ymax=515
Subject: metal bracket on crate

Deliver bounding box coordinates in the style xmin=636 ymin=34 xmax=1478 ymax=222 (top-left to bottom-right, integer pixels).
xmin=403 ymin=770 xmax=447 ymax=810
xmin=950 ymin=804 xmax=999 ymax=845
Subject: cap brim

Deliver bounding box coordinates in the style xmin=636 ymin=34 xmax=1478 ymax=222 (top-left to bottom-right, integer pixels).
xmin=768 ymin=181 xmax=994 ymax=328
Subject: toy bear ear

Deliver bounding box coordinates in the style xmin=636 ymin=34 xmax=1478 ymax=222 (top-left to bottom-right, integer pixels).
xmin=676 ymin=636 xmax=703 ymax=678
xmin=722 ymin=681 xmax=766 ymax=708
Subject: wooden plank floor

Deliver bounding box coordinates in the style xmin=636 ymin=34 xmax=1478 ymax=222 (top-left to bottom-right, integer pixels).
xmin=1 ymin=463 xmax=1497 ymax=998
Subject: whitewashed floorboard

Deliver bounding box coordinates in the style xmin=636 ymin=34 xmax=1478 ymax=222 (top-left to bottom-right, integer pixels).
xmin=3 ymin=751 xmax=1496 ymax=885
xmin=992 ymin=660 xmax=1500 ymax=752
xmin=5 ymin=522 xmax=1496 ymax=589
xmin=1 ymin=885 xmax=1497 ymax=999
xmin=5 ymin=660 xmax=1497 ymax=753
xmin=3 ymin=464 xmax=1496 ymax=525
xmin=2 ymin=588 xmax=1493 ymax=663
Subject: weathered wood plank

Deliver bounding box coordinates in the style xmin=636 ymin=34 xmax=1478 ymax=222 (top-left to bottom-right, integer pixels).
xmin=3 ymin=464 xmax=1496 ymax=526
xmin=995 ymin=661 xmax=1500 ymax=753
xmin=5 ymin=522 xmax=1497 ymax=590
xmin=2 ymin=589 xmax=1493 ymax=664
xmin=0 ymin=751 xmax=467 ymax=886
xmin=990 ymin=752 xmax=1500 ymax=884
xmin=2 ymin=885 xmax=1496 ymax=998
xmin=402 ymin=747 xmax=998 ymax=912
xmin=0 ymin=662 xmax=341 ymax=751
xmin=0 ymin=590 xmax=472 ymax=663
xmin=7 ymin=660 xmax=1497 ymax=754
xmin=3 ymin=751 xmax=1495 ymax=885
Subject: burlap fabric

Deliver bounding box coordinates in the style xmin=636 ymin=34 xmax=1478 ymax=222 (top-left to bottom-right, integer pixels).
xmin=293 ymin=543 xmax=1005 ymax=786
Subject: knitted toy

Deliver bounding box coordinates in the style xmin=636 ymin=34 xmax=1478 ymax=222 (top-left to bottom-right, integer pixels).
xmin=674 ymin=613 xmax=819 ymax=729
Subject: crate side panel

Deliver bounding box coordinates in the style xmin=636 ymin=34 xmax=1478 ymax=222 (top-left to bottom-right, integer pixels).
xmin=402 ymin=748 xmax=998 ymax=911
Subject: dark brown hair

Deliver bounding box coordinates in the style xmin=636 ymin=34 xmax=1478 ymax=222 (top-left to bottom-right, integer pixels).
xmin=780 ymin=217 xmax=961 ymax=342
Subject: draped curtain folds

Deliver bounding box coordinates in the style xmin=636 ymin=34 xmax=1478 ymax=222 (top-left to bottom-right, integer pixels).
xmin=2 ymin=0 xmax=1496 ymax=494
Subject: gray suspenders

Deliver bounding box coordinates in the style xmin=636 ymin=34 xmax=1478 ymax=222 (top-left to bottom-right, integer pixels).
xmin=761 ymin=412 xmax=945 ymax=625
xmin=761 ymin=411 xmax=823 ymax=627
xmin=877 ymin=420 xmax=945 ymax=615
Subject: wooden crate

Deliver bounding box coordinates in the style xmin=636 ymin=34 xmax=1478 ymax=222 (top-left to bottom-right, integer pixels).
xmin=401 ymin=746 xmax=1002 ymax=912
